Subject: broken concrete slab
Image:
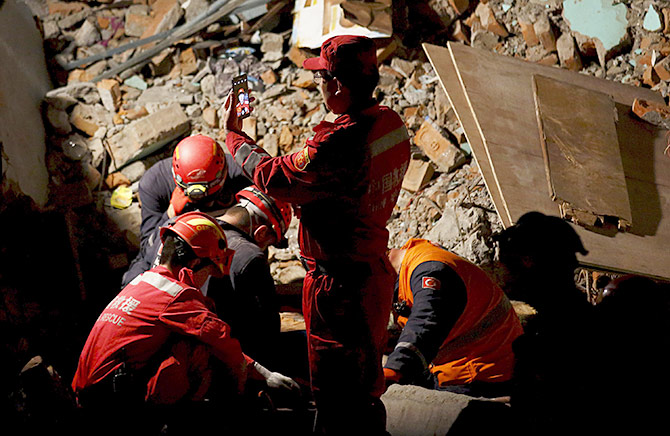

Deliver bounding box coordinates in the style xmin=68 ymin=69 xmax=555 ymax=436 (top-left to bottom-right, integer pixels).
xmin=136 ymin=85 xmax=195 ymax=106
xmin=107 ymin=103 xmax=190 ymax=170
xmin=70 ymin=103 xmax=113 ymax=137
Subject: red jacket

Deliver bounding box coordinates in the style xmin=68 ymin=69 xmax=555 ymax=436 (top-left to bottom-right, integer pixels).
xmin=72 ymin=266 xmax=250 ymax=395
xmin=226 ymin=103 xmax=410 ymax=262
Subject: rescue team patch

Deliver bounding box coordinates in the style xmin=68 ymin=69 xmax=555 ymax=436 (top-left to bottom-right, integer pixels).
xmin=293 ymin=147 xmax=311 ymax=171
xmin=422 ymin=277 xmax=441 ymax=290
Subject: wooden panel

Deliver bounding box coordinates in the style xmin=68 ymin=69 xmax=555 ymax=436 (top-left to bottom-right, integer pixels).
xmin=423 ymin=42 xmax=670 ymax=280
xmin=423 ymin=43 xmax=512 ymax=226
xmin=533 ymin=75 xmax=633 ymax=230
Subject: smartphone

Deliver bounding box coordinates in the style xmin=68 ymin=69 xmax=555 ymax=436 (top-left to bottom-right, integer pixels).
xmin=232 ymin=73 xmax=251 ymax=120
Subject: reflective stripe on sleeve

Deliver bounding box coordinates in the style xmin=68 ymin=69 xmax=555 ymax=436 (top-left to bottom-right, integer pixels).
xmin=139 ymin=271 xmax=184 ymax=297
xmin=370 ymin=126 xmax=410 ymax=157
xmin=395 ymin=341 xmax=430 ymax=371
xmin=234 ymin=143 xmax=254 ymax=169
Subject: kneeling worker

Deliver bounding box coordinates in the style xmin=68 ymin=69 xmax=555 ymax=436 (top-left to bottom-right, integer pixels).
xmin=72 ymin=212 xmax=298 ymax=433
xmin=384 ymin=238 xmax=523 ymax=398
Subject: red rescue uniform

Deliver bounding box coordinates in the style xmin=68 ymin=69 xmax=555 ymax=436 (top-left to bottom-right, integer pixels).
xmin=72 ymin=266 xmax=250 ymax=404
xmin=226 ymin=102 xmax=410 ymax=433
xmin=388 ymin=239 xmax=523 ymax=390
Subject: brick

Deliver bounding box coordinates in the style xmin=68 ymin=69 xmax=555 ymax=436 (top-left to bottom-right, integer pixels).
xmin=632 ymin=98 xmax=670 ymax=129
xmin=534 ymin=15 xmax=556 ymax=52
xmin=105 ymin=172 xmax=131 ymax=190
xmin=291 ymin=70 xmax=315 ymax=89
xmin=475 ymin=3 xmax=508 ymax=38
xmin=70 ymin=103 xmax=111 ymax=137
xmin=537 ymin=53 xmax=559 ymax=66
xmin=654 ymin=56 xmax=670 ymax=81
xmin=413 ymin=121 xmax=466 ymax=173
xmin=448 ymin=0 xmax=470 ymax=15
xmin=402 ymin=158 xmax=434 ymax=192
xmin=178 ymin=47 xmax=198 ymax=76
xmin=261 ymin=69 xmax=278 ymax=85
xmin=97 ymin=79 xmax=121 ymax=112
xmin=664 ymin=8 xmax=670 ymax=34
xmin=278 ymin=124 xmax=294 ymax=152
xmin=287 ymin=45 xmax=310 ymax=68
xmin=107 ymin=104 xmax=190 ymax=169
xmin=643 ymin=65 xmax=660 ymax=87
xmin=518 ymin=17 xmax=539 ymax=46
xmin=451 ymin=20 xmax=470 ymax=44
xmin=557 ymin=33 xmax=583 ymax=71
xmin=48 ymin=1 xmax=88 ymax=16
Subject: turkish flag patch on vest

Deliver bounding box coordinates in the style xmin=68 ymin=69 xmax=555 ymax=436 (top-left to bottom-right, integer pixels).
xmin=422 ymin=277 xmax=441 ymax=290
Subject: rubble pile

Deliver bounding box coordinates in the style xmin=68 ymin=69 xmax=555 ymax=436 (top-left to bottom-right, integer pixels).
xmin=29 ymin=0 xmax=670 ymax=289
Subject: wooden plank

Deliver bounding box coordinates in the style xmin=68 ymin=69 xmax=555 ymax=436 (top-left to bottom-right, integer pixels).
xmin=422 ymin=43 xmax=512 ymax=226
xmin=423 ymin=41 xmax=670 ymax=280
xmin=532 ymin=75 xmax=632 ymax=230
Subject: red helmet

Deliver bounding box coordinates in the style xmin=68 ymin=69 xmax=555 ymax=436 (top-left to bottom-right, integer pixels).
xmin=172 ymin=135 xmax=227 ymax=200
xmin=159 ymin=211 xmax=235 ymax=275
xmin=235 ymin=186 xmax=293 ymax=243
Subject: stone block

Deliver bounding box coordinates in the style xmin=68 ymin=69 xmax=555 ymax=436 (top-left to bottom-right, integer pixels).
xmin=97 ymin=79 xmax=121 ymax=112
xmin=125 ymin=5 xmax=152 ymax=37
xmin=261 ymin=32 xmax=284 ymax=54
xmin=664 ymin=8 xmax=670 ymax=35
xmin=413 ymin=120 xmax=466 ymax=173
xmin=391 ymin=57 xmax=415 ymax=79
xmin=557 ymin=33 xmax=583 ymax=71
xmin=136 ymin=85 xmax=194 ymax=106
xmin=107 ymin=104 xmax=190 ymax=168
xmin=46 ymin=106 xmax=72 ymax=135
xmin=202 ymin=106 xmax=218 ymax=127
xmin=74 ymin=18 xmax=100 ymax=47
xmin=140 ymin=0 xmax=182 ymax=41
xmin=402 ymin=159 xmax=434 ymax=192
xmin=243 ymin=117 xmax=258 ymax=142
xmin=534 ymin=15 xmax=556 ymax=52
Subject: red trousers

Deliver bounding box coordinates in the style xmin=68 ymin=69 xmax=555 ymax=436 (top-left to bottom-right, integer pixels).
xmin=302 ymin=256 xmax=394 ymax=435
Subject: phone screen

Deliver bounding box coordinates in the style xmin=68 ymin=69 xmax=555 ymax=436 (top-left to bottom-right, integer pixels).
xmin=232 ymin=74 xmax=251 ymax=119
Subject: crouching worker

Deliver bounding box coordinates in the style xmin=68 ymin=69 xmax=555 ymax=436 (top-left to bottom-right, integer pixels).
xmin=384 ymin=238 xmax=523 ymax=398
xmin=71 ymin=212 xmax=299 ymax=435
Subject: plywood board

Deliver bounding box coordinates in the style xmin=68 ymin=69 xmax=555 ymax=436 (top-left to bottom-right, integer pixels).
xmin=532 ymin=75 xmax=633 ymax=230
xmin=423 ymin=43 xmax=512 ymax=227
xmin=423 ymin=42 xmax=670 ymax=280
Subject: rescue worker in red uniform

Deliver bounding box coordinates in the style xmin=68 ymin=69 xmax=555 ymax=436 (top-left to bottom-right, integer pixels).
xmin=222 ymin=35 xmax=411 ymax=434
xmin=121 ymin=186 xmax=293 ymax=366
xmin=122 ymin=134 xmax=250 ymax=288
xmin=384 ymin=238 xmax=524 ymax=398
xmin=72 ymin=212 xmax=299 ymax=434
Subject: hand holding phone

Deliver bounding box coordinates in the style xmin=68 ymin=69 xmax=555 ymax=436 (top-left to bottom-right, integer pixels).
xmin=232 ymin=74 xmax=251 ymax=120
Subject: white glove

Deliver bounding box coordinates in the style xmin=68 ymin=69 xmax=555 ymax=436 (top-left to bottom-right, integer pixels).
xmin=253 ymin=361 xmax=301 ymax=392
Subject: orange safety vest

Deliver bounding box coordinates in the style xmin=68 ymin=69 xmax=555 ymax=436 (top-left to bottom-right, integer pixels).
xmin=397 ymin=239 xmax=524 ymax=386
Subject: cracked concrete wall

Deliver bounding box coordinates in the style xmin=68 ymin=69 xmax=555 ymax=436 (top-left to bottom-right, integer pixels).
xmin=0 ymin=0 xmax=51 ymax=207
